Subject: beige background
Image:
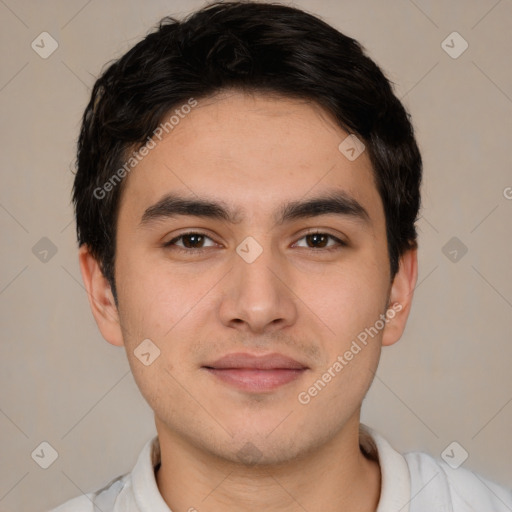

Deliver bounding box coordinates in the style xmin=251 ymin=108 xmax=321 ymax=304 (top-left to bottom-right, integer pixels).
xmin=0 ymin=0 xmax=511 ymax=510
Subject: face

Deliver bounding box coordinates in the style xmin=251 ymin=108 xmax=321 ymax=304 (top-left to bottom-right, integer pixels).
xmin=81 ymin=91 xmax=416 ymax=465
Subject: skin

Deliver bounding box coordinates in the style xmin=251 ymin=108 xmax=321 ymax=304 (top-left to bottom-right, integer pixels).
xmin=79 ymin=91 xmax=417 ymax=512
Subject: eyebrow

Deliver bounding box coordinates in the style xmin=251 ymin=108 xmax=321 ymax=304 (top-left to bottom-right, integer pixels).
xmin=139 ymin=190 xmax=371 ymax=228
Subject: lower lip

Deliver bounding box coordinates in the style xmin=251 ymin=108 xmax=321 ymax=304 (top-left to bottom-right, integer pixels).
xmin=204 ymin=368 xmax=306 ymax=392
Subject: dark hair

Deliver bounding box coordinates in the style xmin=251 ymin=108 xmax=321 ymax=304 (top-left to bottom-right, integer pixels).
xmin=73 ymin=0 xmax=422 ymax=302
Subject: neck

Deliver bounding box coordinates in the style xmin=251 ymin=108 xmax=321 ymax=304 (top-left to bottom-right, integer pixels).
xmin=155 ymin=417 xmax=381 ymax=512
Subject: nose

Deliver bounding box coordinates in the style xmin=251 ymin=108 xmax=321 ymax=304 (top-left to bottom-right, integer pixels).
xmin=218 ymin=242 xmax=298 ymax=334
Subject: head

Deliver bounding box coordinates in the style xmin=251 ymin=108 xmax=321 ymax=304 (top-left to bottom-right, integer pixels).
xmin=76 ymin=1 xmax=421 ymax=464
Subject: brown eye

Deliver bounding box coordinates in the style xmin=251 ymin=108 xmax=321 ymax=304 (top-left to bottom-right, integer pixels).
xmin=164 ymin=232 xmax=217 ymax=251
xmin=180 ymin=233 xmax=206 ymax=248
xmin=294 ymin=232 xmax=346 ymax=250
xmin=305 ymin=233 xmax=329 ymax=248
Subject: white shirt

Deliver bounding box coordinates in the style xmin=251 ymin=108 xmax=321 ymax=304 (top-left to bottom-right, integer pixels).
xmin=50 ymin=425 xmax=512 ymax=511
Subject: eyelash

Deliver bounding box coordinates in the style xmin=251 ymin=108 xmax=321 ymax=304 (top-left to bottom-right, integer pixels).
xmin=163 ymin=230 xmax=347 ymax=255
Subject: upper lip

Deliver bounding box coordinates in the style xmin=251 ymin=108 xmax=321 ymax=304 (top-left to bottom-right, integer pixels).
xmin=203 ymin=352 xmax=308 ymax=370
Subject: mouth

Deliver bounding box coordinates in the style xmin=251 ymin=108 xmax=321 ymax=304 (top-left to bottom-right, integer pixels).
xmin=202 ymin=352 xmax=309 ymax=393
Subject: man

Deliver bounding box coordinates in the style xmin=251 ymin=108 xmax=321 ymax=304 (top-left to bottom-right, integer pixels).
xmin=52 ymin=1 xmax=511 ymax=511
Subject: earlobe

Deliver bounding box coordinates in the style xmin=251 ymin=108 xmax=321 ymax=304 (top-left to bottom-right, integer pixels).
xmin=78 ymin=245 xmax=125 ymax=347
xmin=381 ymin=248 xmax=418 ymax=347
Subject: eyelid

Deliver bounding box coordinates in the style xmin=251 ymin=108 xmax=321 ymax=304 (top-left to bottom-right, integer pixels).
xmin=292 ymin=228 xmax=347 ymax=248
xmin=163 ymin=228 xmax=347 ymax=253
xmin=163 ymin=230 xmax=219 ymax=248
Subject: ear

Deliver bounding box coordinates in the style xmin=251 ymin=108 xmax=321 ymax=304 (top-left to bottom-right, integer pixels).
xmin=381 ymin=248 xmax=418 ymax=347
xmin=78 ymin=245 xmax=124 ymax=347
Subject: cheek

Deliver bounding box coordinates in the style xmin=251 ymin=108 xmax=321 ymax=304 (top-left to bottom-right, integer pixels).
xmin=115 ymin=258 xmax=195 ymax=409
xmin=306 ymin=252 xmax=389 ymax=337
xmin=296 ymin=272 xmax=385 ymax=416
xmin=116 ymin=251 xmax=223 ymax=364
xmin=115 ymin=252 xmax=180 ymax=342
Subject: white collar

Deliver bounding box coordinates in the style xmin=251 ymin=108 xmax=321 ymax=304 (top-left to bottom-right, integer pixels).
xmin=130 ymin=424 xmax=411 ymax=512
xmin=361 ymin=424 xmax=411 ymax=512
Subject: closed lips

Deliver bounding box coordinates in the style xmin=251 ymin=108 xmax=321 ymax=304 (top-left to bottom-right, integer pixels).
xmin=203 ymin=352 xmax=308 ymax=370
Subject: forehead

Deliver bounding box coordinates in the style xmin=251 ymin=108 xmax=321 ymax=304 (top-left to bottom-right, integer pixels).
xmin=118 ymin=91 xmax=383 ymax=227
